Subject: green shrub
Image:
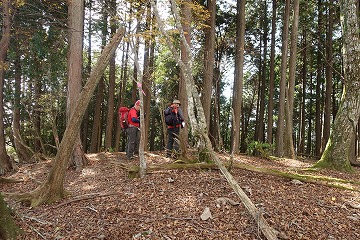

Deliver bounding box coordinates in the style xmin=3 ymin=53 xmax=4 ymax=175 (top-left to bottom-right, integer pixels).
xmin=246 ymin=141 xmax=274 ymax=159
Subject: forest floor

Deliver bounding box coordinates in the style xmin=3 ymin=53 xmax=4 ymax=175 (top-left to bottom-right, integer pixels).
xmin=1 ymin=151 xmax=360 ymax=240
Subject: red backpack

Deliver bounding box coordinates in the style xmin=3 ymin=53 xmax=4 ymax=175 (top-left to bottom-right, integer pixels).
xmin=118 ymin=107 xmax=130 ymax=129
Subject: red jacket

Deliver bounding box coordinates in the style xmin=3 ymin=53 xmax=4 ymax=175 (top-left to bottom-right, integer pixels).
xmin=127 ymin=108 xmax=140 ymax=128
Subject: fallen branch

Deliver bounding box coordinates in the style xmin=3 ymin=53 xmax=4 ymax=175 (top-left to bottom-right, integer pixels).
xmin=0 ymin=177 xmax=23 ymax=183
xmin=52 ymin=192 xmax=119 ymax=208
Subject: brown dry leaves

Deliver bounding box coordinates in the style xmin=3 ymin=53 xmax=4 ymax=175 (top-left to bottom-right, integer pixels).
xmin=1 ymin=152 xmax=360 ymax=239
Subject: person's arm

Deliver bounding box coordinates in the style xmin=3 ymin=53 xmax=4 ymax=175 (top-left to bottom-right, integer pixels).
xmin=129 ymin=109 xmax=140 ymax=123
xmin=131 ymin=117 xmax=140 ymax=123
xmin=164 ymin=106 xmax=172 ymax=115
xmin=178 ymin=108 xmax=185 ymax=122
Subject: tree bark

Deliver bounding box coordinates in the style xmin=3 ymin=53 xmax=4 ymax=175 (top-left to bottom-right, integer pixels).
xmin=178 ymin=0 xmax=192 ymax=157
xmin=105 ymin=0 xmax=117 ymax=151
xmin=298 ymin=27 xmax=307 ymax=154
xmin=322 ymin=0 xmax=334 ymax=151
xmin=315 ymin=0 xmax=360 ymax=171
xmin=67 ymin=0 xmax=87 ymax=168
xmin=231 ymin=0 xmax=245 ymax=154
xmin=267 ymin=0 xmax=276 ymax=145
xmin=0 ymin=193 xmax=22 ymax=239
xmin=13 ymin=41 xmax=33 ymax=163
xmin=142 ymin=2 xmax=153 ymax=151
xmin=275 ymin=0 xmax=290 ymax=157
xmin=284 ymin=0 xmax=299 ymax=159
xmin=0 ymin=0 xmax=13 ymax=174
xmin=315 ymin=0 xmax=324 ymax=157
xmin=201 ymin=0 xmax=216 ymax=131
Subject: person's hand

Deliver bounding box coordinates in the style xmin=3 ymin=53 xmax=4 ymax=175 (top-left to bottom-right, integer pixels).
xmin=181 ymin=122 xmax=185 ymax=128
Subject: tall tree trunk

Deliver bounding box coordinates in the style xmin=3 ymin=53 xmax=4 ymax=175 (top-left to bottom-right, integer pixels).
xmin=0 ymin=0 xmax=12 ymax=174
xmin=104 ymin=0 xmax=117 ymax=151
xmin=322 ymin=0 xmax=333 ymax=151
xmin=67 ymin=0 xmax=87 ymax=168
xmin=267 ymin=0 xmax=276 ymax=145
xmin=147 ymin=21 xmax=155 ymax=150
xmin=15 ymin=28 xmax=125 ymax=207
xmin=89 ymin=79 xmax=104 ymax=153
xmin=315 ymin=0 xmax=360 ymax=171
xmin=115 ymin=9 xmax=131 ymax=152
xmin=201 ymin=0 xmax=216 ymax=131
xmin=298 ymin=28 xmax=308 ymax=154
xmin=82 ymin=0 xmax=93 ymax=152
xmin=275 ymin=0 xmax=290 ymax=157
xmin=256 ymin=1 xmax=268 ymax=143
xmin=231 ymin=0 xmax=245 ymax=154
xmin=306 ymin=75 xmax=314 ymax=155
xmin=142 ymin=2 xmax=153 ymax=151
xmin=211 ymin=63 xmax=223 ymax=151
xmin=90 ymin=3 xmax=108 ymax=153
xmin=132 ymin=21 xmax=140 ymax=103
xmin=13 ymin=41 xmax=33 ymax=163
xmin=284 ymin=0 xmax=299 ymax=159
xmin=315 ymin=0 xmax=324 ymax=157
xmin=178 ymin=0 xmax=192 ymax=157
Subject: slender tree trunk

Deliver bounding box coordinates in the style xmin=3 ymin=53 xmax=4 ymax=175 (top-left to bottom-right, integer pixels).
xmin=142 ymin=2 xmax=152 ymax=151
xmin=284 ymin=0 xmax=299 ymax=159
xmin=90 ymin=4 xmax=108 ymax=153
xmin=322 ymin=0 xmax=333 ymax=151
xmin=115 ymin=9 xmax=131 ymax=152
xmin=132 ymin=21 xmax=140 ymax=103
xmin=89 ymin=79 xmax=104 ymax=153
xmin=298 ymin=28 xmax=307 ymax=154
xmin=0 ymin=0 xmax=12 ymax=174
xmin=212 ymin=64 xmax=223 ymax=151
xmin=33 ymin=69 xmax=43 ymax=153
xmin=306 ymin=75 xmax=313 ymax=155
xmin=178 ymin=0 xmax=192 ymax=157
xmin=201 ymin=0 xmax=216 ymax=131
xmin=275 ymin=0 xmax=290 ymax=157
xmin=104 ymin=0 xmax=117 ymax=151
xmin=81 ymin=0 xmax=93 ymax=152
xmin=231 ymin=0 xmax=245 ymax=154
xmin=267 ymin=0 xmax=276 ymax=145
xmin=256 ymin=1 xmax=268 ymax=143
xmin=67 ymin=0 xmax=87 ymax=168
xmin=13 ymin=41 xmax=33 ymax=163
xmin=315 ymin=0 xmax=360 ymax=171
xmin=315 ymin=0 xmax=324 ymax=157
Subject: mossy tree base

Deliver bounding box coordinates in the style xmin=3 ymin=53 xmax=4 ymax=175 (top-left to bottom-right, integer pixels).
xmin=0 ymin=193 xmax=22 ymax=240
xmin=9 ymin=183 xmax=69 ymax=208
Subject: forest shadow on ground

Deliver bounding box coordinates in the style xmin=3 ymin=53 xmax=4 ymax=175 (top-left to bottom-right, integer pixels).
xmin=1 ymin=151 xmax=360 ymax=239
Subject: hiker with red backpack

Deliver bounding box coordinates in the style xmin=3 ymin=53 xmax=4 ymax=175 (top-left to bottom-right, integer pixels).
xmin=126 ymin=100 xmax=141 ymax=159
xmin=164 ymin=99 xmax=185 ymax=158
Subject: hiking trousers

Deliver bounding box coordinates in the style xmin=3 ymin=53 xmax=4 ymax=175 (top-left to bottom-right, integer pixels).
xmin=126 ymin=126 xmax=140 ymax=158
xmin=167 ymin=126 xmax=180 ymax=156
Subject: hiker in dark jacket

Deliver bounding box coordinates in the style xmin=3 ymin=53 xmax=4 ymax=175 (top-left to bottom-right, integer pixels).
xmin=164 ymin=99 xmax=185 ymax=158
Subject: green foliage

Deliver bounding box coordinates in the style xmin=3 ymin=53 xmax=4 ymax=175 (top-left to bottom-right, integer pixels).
xmin=246 ymin=141 xmax=274 ymax=159
xmin=198 ymin=148 xmax=213 ymax=163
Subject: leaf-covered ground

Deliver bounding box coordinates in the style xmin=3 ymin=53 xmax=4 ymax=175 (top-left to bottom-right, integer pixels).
xmin=1 ymin=152 xmax=360 ymax=240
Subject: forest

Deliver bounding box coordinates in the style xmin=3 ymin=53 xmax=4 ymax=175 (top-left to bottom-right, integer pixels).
xmin=1 ymin=0 xmax=360 ymax=239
